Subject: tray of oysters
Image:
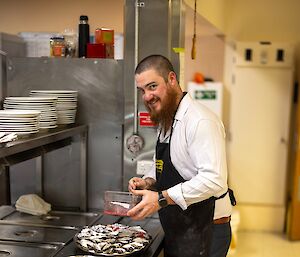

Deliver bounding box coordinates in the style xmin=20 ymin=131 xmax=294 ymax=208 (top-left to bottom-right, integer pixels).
xmin=74 ymin=223 xmax=151 ymax=256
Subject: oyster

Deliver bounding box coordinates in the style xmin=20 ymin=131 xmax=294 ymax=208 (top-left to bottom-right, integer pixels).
xmin=75 ymin=223 xmax=151 ymax=256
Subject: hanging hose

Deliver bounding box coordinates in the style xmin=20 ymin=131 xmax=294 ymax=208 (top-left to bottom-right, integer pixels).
xmin=191 ymin=0 xmax=197 ymax=60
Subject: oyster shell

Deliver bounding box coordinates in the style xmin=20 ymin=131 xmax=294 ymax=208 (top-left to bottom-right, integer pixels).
xmin=75 ymin=223 xmax=151 ymax=256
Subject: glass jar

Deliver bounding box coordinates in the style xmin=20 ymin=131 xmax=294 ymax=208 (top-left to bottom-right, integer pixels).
xmin=63 ymin=29 xmax=77 ymax=57
xmin=50 ymin=36 xmax=66 ymax=57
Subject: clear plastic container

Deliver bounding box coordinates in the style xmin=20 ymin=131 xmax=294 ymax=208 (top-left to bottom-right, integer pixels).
xmin=104 ymin=191 xmax=141 ymax=216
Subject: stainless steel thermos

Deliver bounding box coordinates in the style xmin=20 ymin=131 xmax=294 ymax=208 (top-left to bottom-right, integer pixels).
xmin=78 ymin=15 xmax=90 ymax=58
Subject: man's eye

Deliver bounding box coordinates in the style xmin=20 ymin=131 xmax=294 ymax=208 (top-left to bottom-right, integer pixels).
xmin=149 ymin=84 xmax=157 ymax=90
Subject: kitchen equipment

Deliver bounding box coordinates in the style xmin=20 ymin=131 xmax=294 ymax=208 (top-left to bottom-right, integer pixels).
xmin=0 ymin=223 xmax=76 ymax=245
xmin=104 ymin=191 xmax=141 ymax=216
xmin=191 ymin=0 xmax=197 ymax=59
xmin=0 ymin=241 xmax=59 ymax=257
xmin=1 ymin=209 xmax=100 ymax=229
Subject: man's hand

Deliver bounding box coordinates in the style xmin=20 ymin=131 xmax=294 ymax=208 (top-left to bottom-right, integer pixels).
xmin=128 ymin=177 xmax=147 ymax=191
xmin=127 ymin=189 xmax=160 ymax=220
xmin=128 ymin=177 xmax=156 ymax=192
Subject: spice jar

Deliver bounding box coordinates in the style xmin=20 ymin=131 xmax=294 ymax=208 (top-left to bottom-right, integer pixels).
xmin=50 ymin=36 xmax=66 ymax=57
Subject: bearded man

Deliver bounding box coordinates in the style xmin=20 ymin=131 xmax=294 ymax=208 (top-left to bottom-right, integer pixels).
xmin=128 ymin=55 xmax=232 ymax=257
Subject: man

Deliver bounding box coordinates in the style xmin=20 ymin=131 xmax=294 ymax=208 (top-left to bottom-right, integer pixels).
xmin=128 ymin=55 xmax=232 ymax=257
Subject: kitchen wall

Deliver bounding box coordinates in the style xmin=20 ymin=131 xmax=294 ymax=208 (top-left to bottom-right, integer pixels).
xmin=185 ymin=0 xmax=226 ymax=33
xmin=186 ymin=0 xmax=300 ymax=81
xmin=184 ymin=4 xmax=225 ymax=87
xmin=0 ymin=0 xmax=124 ymax=35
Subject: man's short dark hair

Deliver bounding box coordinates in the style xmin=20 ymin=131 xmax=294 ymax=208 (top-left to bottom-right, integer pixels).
xmin=135 ymin=55 xmax=176 ymax=82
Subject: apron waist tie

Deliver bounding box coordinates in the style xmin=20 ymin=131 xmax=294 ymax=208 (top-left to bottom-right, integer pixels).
xmin=213 ymin=216 xmax=231 ymax=224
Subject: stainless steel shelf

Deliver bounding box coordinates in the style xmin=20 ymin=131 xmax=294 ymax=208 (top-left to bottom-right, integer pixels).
xmin=0 ymin=125 xmax=87 ymax=158
xmin=0 ymin=124 xmax=88 ymax=211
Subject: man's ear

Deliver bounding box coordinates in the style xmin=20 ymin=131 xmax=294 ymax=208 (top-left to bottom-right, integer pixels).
xmin=168 ymin=71 xmax=177 ymax=86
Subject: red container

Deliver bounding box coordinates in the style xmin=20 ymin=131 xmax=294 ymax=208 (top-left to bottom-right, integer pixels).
xmin=86 ymin=43 xmax=106 ymax=58
xmin=105 ymin=43 xmax=114 ymax=59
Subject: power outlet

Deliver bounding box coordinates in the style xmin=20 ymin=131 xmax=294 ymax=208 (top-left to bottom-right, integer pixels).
xmin=136 ymin=160 xmax=154 ymax=175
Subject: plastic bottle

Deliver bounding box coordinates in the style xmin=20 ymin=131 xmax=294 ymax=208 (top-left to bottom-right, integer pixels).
xmin=78 ymin=15 xmax=90 ymax=58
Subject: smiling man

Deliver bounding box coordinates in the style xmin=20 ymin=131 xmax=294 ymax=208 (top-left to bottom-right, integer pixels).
xmin=128 ymin=55 xmax=232 ymax=257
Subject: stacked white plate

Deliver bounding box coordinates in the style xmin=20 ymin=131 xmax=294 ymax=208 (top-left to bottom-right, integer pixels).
xmin=0 ymin=110 xmax=41 ymax=135
xmin=30 ymin=90 xmax=78 ymax=125
xmin=4 ymin=97 xmax=58 ymax=129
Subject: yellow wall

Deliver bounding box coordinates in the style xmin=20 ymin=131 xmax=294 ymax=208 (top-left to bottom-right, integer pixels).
xmin=186 ymin=0 xmax=300 ymax=81
xmin=224 ymin=0 xmax=300 ymax=42
xmin=0 ymin=0 xmax=124 ymax=35
xmin=184 ymin=0 xmax=226 ymax=33
xmin=185 ymin=0 xmax=300 ymax=42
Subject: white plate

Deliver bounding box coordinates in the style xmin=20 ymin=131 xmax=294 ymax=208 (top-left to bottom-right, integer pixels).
xmin=5 ymin=96 xmax=57 ymax=101
xmin=30 ymin=90 xmax=78 ymax=94
xmin=0 ymin=110 xmax=41 ymax=117
xmin=0 ymin=118 xmax=39 ymax=122
xmin=0 ymin=128 xmax=39 ymax=132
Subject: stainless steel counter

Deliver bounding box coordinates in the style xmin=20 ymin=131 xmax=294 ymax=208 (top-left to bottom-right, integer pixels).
xmin=0 ymin=208 xmax=100 ymax=229
xmin=0 ymin=241 xmax=59 ymax=257
xmin=0 ymin=223 xmax=76 ymax=245
xmin=0 ymin=208 xmax=164 ymax=257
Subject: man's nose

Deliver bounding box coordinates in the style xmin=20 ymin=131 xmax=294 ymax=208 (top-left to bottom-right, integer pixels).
xmin=143 ymin=91 xmax=153 ymax=102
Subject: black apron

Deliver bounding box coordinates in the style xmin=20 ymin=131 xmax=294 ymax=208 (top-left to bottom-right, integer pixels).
xmin=155 ymin=121 xmax=215 ymax=257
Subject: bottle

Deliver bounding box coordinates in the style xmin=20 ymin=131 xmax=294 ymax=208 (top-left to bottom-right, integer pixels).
xmin=78 ymin=15 xmax=90 ymax=58
xmin=50 ymin=36 xmax=66 ymax=57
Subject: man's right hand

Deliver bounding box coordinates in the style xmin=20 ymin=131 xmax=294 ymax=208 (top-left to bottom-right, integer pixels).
xmin=128 ymin=177 xmax=147 ymax=192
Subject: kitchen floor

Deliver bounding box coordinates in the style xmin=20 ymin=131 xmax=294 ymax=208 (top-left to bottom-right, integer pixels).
xmin=229 ymin=231 xmax=300 ymax=257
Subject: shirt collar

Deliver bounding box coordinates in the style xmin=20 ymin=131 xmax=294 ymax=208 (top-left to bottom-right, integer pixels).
xmin=174 ymin=92 xmax=191 ymax=122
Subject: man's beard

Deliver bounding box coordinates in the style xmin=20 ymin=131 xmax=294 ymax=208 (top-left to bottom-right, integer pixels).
xmin=145 ymin=86 xmax=179 ymax=131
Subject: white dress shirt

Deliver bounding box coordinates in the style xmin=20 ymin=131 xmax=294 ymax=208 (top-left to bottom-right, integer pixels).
xmin=144 ymin=93 xmax=232 ymax=219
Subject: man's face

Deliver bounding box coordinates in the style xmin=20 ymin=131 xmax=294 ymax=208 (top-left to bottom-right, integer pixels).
xmin=136 ymin=69 xmax=178 ymax=125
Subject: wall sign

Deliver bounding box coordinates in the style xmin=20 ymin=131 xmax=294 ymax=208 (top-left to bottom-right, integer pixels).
xmin=139 ymin=112 xmax=156 ymax=127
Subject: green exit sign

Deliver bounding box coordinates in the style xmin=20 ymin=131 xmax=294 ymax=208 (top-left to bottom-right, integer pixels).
xmin=194 ymin=90 xmax=217 ymax=100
